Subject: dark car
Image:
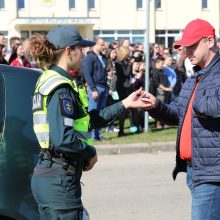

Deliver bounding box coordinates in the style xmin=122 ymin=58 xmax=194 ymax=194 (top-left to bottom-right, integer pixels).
xmin=0 ymin=65 xmax=41 ymax=220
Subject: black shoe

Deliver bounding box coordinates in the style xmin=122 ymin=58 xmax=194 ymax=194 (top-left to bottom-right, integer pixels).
xmin=137 ymin=127 xmax=144 ymax=133
xmin=118 ymin=131 xmax=125 ymax=137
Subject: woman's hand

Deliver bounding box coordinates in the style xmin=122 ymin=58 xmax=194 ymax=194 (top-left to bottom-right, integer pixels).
xmin=122 ymin=88 xmax=152 ymax=109
xmin=83 ymin=154 xmax=98 ymax=171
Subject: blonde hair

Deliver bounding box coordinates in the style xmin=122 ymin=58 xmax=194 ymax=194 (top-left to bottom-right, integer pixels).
xmin=117 ymin=46 xmax=130 ymax=61
xmin=30 ymin=34 xmax=64 ymax=70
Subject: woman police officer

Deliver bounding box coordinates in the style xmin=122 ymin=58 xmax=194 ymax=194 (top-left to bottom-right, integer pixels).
xmin=30 ymin=25 xmax=148 ymax=220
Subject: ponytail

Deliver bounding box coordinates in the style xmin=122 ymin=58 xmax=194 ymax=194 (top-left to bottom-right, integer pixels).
xmin=30 ymin=34 xmax=63 ymax=70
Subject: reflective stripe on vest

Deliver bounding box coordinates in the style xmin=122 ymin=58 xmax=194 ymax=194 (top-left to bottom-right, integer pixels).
xmin=78 ymin=87 xmax=88 ymax=108
xmin=33 ymin=70 xmax=93 ymax=148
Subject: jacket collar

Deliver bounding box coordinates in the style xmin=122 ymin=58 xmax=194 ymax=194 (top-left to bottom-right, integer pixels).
xmin=195 ymin=53 xmax=220 ymax=77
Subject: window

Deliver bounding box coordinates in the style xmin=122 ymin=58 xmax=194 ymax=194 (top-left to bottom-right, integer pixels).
xmin=136 ymin=0 xmax=143 ymax=9
xmin=88 ymin=0 xmax=95 ymax=9
xmin=69 ymin=0 xmax=75 ymax=9
xmin=202 ymin=0 xmax=208 ymax=9
xmin=21 ymin=31 xmax=29 ymax=40
xmin=102 ymin=37 xmax=114 ymax=43
xmin=132 ymin=37 xmax=144 ymax=44
xmin=0 ymin=0 xmax=5 ymax=9
xmin=155 ymin=29 xmax=181 ymax=48
xmin=118 ymin=30 xmax=129 ymax=34
xmin=17 ymin=0 xmax=25 ymax=9
xmin=155 ymin=0 xmax=161 ymax=9
xmin=168 ymin=30 xmax=179 ymax=34
xmin=93 ymin=30 xmax=145 ymax=45
xmin=156 ymin=30 xmax=165 ymax=34
xmin=93 ymin=30 xmax=100 ymax=36
xmin=102 ymin=31 xmax=114 ymax=35
xmin=132 ymin=30 xmax=144 ymax=35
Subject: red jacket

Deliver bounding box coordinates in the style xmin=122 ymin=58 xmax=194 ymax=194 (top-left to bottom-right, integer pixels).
xmin=10 ymin=58 xmax=31 ymax=68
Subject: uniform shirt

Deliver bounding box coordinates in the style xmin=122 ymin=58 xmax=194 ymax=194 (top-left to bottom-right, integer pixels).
xmin=48 ymin=65 xmax=125 ymax=160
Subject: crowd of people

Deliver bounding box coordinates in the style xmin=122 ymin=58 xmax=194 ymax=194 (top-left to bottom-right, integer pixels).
xmin=2 ymin=18 xmax=220 ymax=220
xmin=1 ymin=30 xmax=217 ymax=137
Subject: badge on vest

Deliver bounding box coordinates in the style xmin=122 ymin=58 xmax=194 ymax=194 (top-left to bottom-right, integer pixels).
xmin=32 ymin=93 xmax=43 ymax=112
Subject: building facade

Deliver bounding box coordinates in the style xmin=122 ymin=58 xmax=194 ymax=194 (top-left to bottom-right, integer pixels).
xmin=0 ymin=0 xmax=219 ymax=48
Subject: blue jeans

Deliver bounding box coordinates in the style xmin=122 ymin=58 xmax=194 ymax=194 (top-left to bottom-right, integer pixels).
xmin=87 ymin=85 xmax=109 ymax=139
xmin=187 ymin=166 xmax=220 ymax=220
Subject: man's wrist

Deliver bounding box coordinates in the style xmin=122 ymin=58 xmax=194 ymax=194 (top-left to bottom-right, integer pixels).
xmin=154 ymin=99 xmax=159 ymax=108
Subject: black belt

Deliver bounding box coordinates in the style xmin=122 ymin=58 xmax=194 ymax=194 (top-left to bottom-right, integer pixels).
xmin=50 ymin=157 xmax=77 ymax=175
xmin=186 ymin=160 xmax=192 ymax=167
xmin=40 ymin=149 xmax=77 ymax=175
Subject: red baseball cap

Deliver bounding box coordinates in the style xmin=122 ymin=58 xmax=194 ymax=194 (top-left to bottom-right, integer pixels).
xmin=174 ymin=19 xmax=215 ymax=49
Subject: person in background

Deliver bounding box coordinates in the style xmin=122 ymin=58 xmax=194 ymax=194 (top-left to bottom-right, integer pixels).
xmin=83 ymin=37 xmax=109 ymax=141
xmin=5 ymin=36 xmax=21 ymax=62
xmin=130 ymin=61 xmax=145 ymax=132
xmin=150 ymin=43 xmax=161 ymax=71
xmin=163 ymin=55 xmax=177 ymax=103
xmin=109 ymin=40 xmax=120 ymax=51
xmin=158 ymin=43 xmax=165 ymax=56
xmin=121 ymin=38 xmax=130 ymax=48
xmin=30 ymin=25 xmax=149 ymax=220
xmin=115 ymin=46 xmax=133 ymax=136
xmin=10 ymin=36 xmax=21 ymax=49
xmin=172 ymin=46 xmax=187 ymax=98
xmin=105 ymin=48 xmax=119 ymax=132
xmin=9 ymin=43 xmax=31 ymax=68
xmin=152 ymin=56 xmax=172 ymax=129
xmin=22 ymin=38 xmax=39 ymax=68
xmin=162 ymin=47 xmax=171 ymax=59
xmin=78 ymin=45 xmax=94 ymax=83
xmin=141 ymin=18 xmax=220 ymax=220
xmin=134 ymin=42 xmax=144 ymax=53
xmin=0 ymin=44 xmax=8 ymax=64
xmin=184 ymin=56 xmax=195 ymax=78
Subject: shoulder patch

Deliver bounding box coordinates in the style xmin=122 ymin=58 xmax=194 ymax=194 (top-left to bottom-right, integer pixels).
xmin=32 ymin=93 xmax=43 ymax=112
xmin=63 ymin=99 xmax=74 ymax=115
xmin=59 ymin=93 xmax=74 ymax=118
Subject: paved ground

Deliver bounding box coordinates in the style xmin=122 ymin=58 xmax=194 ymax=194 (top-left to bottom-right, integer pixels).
xmin=81 ymin=152 xmax=191 ymax=220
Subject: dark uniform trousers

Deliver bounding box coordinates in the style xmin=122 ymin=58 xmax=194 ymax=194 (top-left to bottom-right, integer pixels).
xmin=31 ymin=159 xmax=83 ymax=220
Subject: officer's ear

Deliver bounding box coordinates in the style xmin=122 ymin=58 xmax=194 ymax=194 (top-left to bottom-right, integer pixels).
xmin=65 ymin=47 xmax=72 ymax=56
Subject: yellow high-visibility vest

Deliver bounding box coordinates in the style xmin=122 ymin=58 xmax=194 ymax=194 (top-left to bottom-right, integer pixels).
xmin=32 ymin=70 xmax=93 ymax=149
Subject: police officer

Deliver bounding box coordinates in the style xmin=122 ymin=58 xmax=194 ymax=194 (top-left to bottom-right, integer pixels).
xmin=30 ymin=25 xmax=148 ymax=220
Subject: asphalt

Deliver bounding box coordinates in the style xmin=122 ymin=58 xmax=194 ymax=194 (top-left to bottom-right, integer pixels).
xmin=95 ymin=141 xmax=176 ymax=155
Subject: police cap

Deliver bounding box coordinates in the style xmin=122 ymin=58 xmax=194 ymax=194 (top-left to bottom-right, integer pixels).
xmin=46 ymin=25 xmax=95 ymax=49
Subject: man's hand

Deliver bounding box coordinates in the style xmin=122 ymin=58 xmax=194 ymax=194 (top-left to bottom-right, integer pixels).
xmin=122 ymin=88 xmax=158 ymax=110
xmin=140 ymin=92 xmax=158 ymax=110
xmin=92 ymin=90 xmax=99 ymax=100
xmin=83 ymin=154 xmax=98 ymax=171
